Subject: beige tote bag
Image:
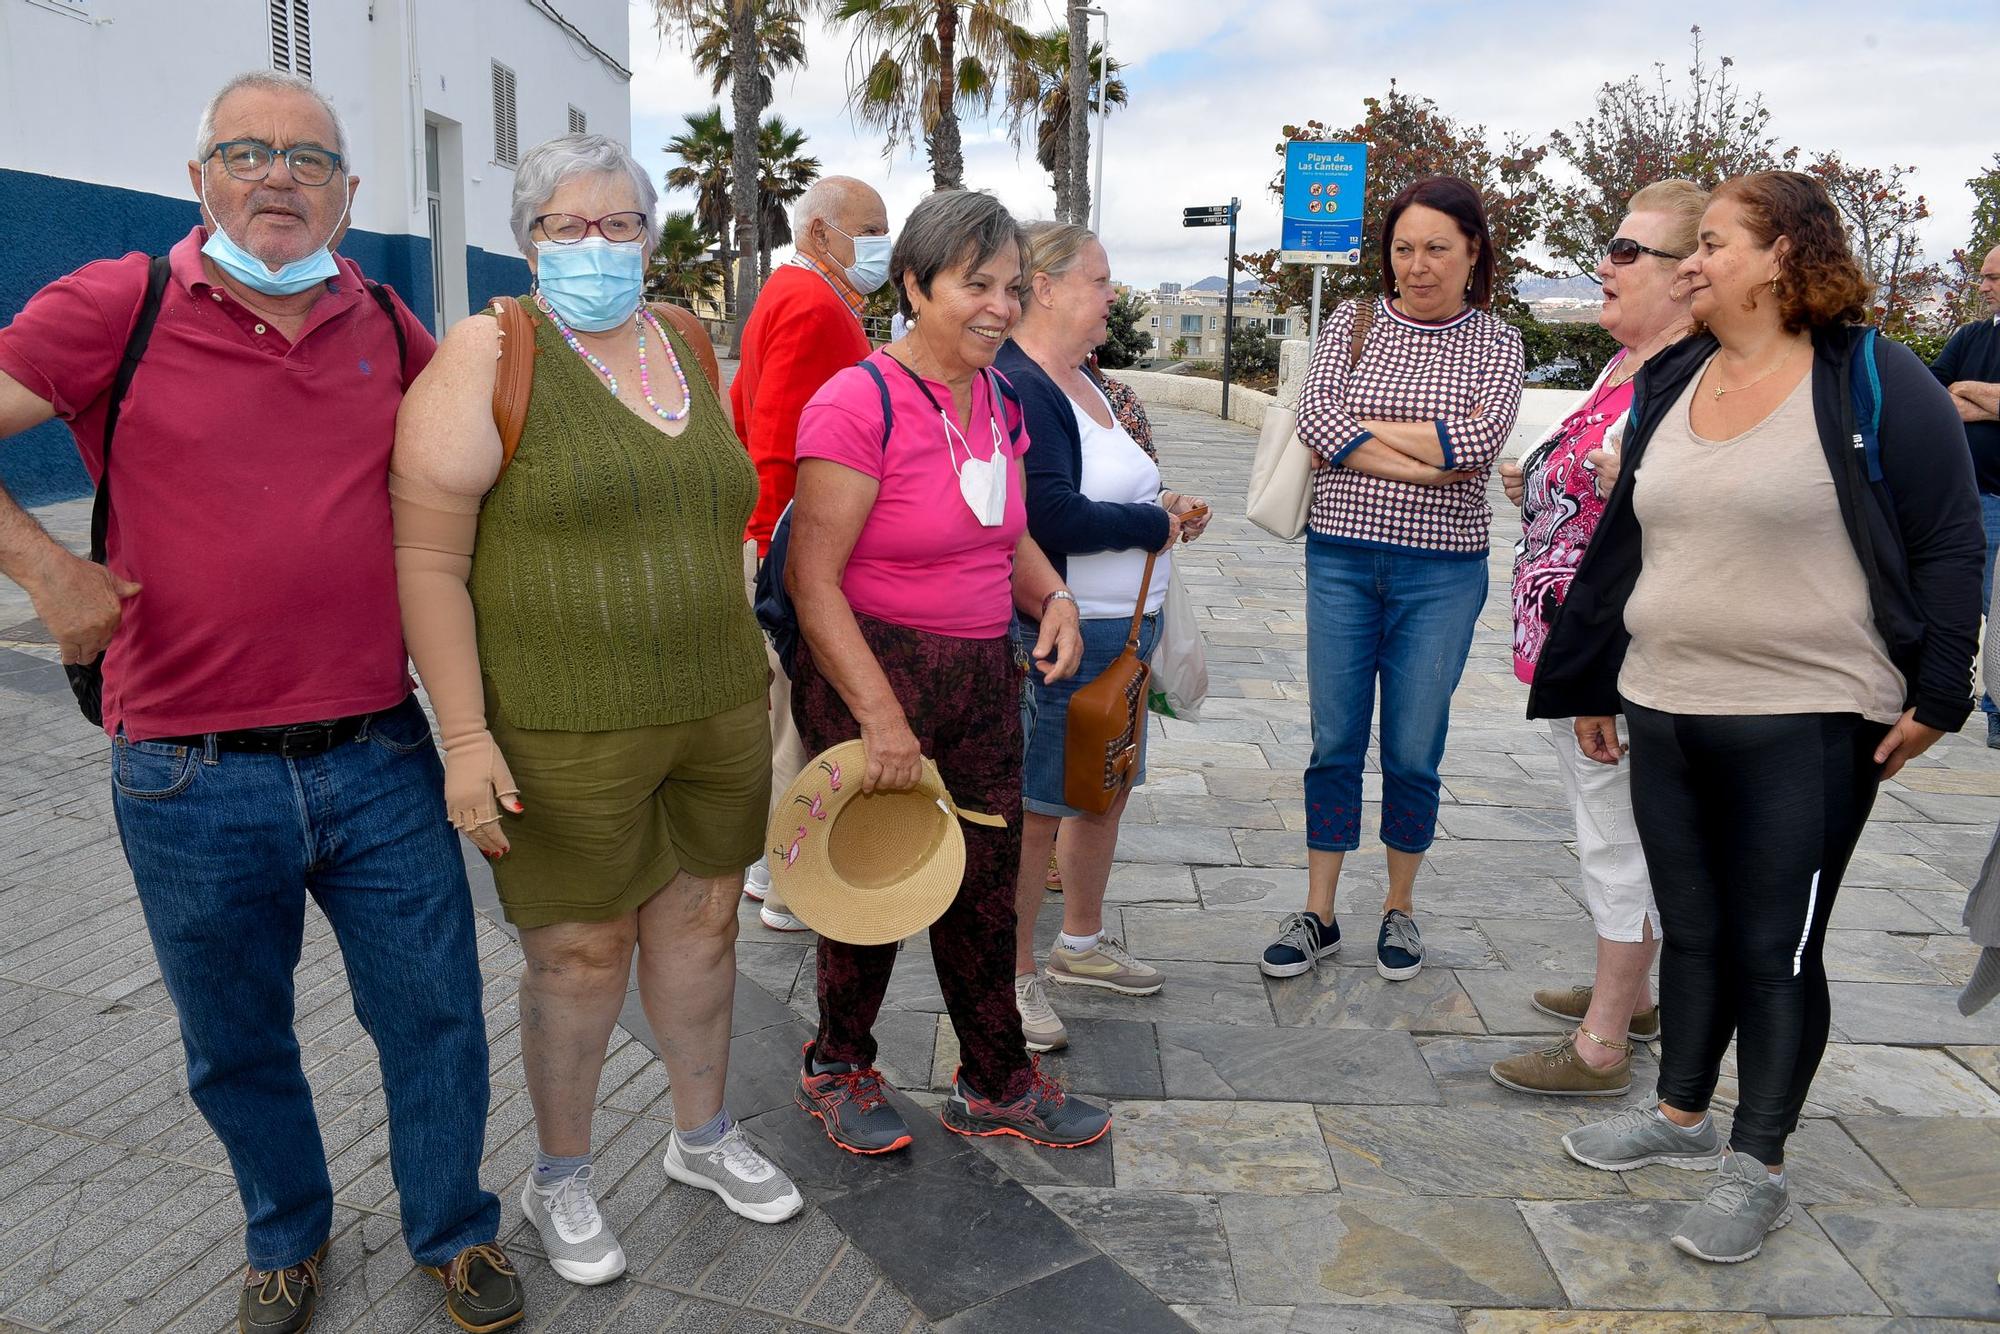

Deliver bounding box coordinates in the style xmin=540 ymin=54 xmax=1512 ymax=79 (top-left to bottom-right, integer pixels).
xmin=1243 ymin=302 xmax=1376 ymax=540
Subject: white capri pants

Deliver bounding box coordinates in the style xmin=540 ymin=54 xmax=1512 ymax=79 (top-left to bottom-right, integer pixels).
xmin=1549 ymin=718 xmax=1661 ymax=943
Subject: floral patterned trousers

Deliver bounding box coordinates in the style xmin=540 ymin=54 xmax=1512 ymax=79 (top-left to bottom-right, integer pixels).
xmin=789 ymin=614 xmax=1033 ymax=1101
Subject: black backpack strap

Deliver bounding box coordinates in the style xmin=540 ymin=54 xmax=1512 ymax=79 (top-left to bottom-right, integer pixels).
xmin=858 ymin=358 xmax=894 ymax=453
xmin=364 ymin=281 xmax=410 ymax=388
xmin=90 ymin=255 xmax=172 ymax=565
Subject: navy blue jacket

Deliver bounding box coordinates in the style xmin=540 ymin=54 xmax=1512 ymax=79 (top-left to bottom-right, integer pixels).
xmin=997 ymin=340 xmax=1170 ymax=583
xmin=1529 ymin=326 xmax=1983 ymax=733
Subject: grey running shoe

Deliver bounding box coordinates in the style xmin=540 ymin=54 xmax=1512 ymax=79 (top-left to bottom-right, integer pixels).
xmin=744 ymin=857 xmax=771 ymax=902
xmin=942 ymin=1059 xmax=1111 ymax=1148
xmin=759 ymin=903 xmax=811 ymax=932
xmin=519 ymin=1168 xmax=626 ymax=1285
xmin=1531 ymin=984 xmax=1661 ymax=1042
xmin=1047 ymin=936 xmax=1163 ymax=996
xmin=1015 ymin=973 xmax=1068 ymax=1052
xmin=663 ymin=1125 xmax=804 ymax=1224
xmin=1562 ymin=1104 xmax=1724 ymax=1172
xmin=1671 ymin=1151 xmax=1793 ymax=1263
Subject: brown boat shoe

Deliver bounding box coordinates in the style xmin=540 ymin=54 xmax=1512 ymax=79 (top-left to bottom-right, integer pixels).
xmin=1530 ymin=984 xmax=1660 ymax=1042
xmin=421 ymin=1242 xmax=525 ymax=1332
xmin=1489 ymin=1030 xmax=1633 ymax=1097
xmin=238 ymin=1240 xmax=328 ymax=1334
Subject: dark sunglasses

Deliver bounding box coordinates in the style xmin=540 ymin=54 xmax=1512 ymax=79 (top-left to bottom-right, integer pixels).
xmin=1607 ymin=237 xmax=1685 ymax=265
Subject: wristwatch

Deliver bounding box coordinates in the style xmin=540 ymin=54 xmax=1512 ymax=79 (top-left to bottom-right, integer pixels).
xmin=1041 ymin=589 xmax=1078 ymax=616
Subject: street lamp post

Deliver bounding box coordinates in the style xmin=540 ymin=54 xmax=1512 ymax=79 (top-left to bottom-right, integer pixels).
xmin=1081 ymin=7 xmax=1107 ymax=235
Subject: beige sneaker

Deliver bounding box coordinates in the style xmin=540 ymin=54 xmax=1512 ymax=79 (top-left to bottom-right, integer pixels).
xmin=1046 ymin=936 xmax=1164 ymax=996
xmin=1531 ymin=984 xmax=1660 ymax=1042
xmin=1014 ymin=973 xmax=1068 ymax=1052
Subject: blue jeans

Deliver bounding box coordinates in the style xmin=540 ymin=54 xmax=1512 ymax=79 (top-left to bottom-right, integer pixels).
xmin=1304 ymin=539 xmax=1487 ymax=853
xmin=1981 ymin=492 xmax=2000 ymax=714
xmin=111 ymin=695 xmax=499 ymax=1271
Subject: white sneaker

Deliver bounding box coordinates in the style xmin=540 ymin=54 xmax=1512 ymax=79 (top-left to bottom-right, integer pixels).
xmin=662 ymin=1126 xmax=804 ymax=1224
xmin=519 ymin=1167 xmax=626 ymax=1285
xmin=759 ymin=903 xmax=811 ymax=932
xmin=744 ymin=857 xmax=772 ymax=902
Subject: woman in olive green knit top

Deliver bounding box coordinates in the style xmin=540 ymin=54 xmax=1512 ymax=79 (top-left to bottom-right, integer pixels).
xmin=390 ymin=136 xmax=801 ymax=1288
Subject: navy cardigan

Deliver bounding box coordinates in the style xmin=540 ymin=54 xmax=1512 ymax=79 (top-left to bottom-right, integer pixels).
xmin=996 ymin=340 xmax=1171 ymax=584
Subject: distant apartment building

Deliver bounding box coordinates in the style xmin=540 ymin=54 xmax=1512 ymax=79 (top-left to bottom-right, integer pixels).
xmin=0 ymin=0 xmax=631 ymax=502
xmin=1132 ymin=285 xmax=1299 ymax=362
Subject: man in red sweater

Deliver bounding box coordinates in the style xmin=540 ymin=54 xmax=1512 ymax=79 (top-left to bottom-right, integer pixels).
xmin=735 ymin=175 xmax=890 ymax=928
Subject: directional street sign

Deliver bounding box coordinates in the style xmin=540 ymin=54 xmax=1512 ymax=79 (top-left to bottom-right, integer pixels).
xmin=1182 ymin=204 xmax=1232 ymax=228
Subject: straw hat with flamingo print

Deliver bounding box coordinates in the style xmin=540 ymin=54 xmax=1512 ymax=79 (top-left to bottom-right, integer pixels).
xmin=765 ymin=739 xmax=1007 ymax=945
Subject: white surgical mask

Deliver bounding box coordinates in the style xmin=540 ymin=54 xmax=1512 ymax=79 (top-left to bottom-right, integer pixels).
xmin=947 ymin=411 xmax=1009 ymax=526
xmin=830 ymin=224 xmax=893 ymax=295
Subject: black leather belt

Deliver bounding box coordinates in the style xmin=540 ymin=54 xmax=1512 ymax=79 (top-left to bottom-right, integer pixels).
xmin=151 ymin=711 xmax=378 ymax=758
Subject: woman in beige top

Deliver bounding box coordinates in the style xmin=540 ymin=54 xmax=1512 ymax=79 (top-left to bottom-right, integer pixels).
xmin=1530 ymin=172 xmax=1982 ymax=1265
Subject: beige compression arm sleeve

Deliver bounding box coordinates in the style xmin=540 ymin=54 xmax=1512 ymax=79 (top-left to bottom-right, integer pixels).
xmin=390 ymin=472 xmax=520 ymax=853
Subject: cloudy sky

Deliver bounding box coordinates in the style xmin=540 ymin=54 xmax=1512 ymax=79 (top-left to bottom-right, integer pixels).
xmin=624 ymin=0 xmax=1995 ymax=292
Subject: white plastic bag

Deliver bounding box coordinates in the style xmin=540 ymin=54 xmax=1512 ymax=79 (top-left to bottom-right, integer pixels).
xmin=1147 ymin=563 xmax=1209 ymax=721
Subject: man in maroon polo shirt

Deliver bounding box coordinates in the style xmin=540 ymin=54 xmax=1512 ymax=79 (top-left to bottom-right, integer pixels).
xmin=0 ymin=72 xmax=522 ymax=1334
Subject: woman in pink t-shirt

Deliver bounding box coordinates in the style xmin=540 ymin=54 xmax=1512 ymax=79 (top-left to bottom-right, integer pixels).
xmin=1488 ymin=180 xmax=1705 ymax=1097
xmin=785 ymin=191 xmax=1112 ymax=1156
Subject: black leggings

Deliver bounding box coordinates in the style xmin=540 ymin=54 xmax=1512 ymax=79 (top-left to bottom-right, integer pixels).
xmin=1624 ymin=704 xmax=1888 ymax=1164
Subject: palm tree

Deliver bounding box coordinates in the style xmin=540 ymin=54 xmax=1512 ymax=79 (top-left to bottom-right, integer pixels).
xmin=1008 ymin=27 xmax=1125 ymax=221
xmin=653 ymin=1 xmax=779 ymax=351
xmin=756 ymin=115 xmax=820 ymax=283
xmin=648 ymin=210 xmax=726 ymax=314
xmin=821 ymin=0 xmax=1032 ymax=191
xmin=686 ymin=0 xmax=807 ymax=106
xmin=664 ymin=108 xmax=737 ymax=316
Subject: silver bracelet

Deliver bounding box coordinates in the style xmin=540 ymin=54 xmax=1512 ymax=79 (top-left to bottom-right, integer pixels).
xmin=1041 ymin=589 xmax=1077 ymax=615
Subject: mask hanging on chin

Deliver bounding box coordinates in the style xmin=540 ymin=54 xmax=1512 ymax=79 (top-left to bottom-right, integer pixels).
xmin=534 ymin=237 xmax=646 ymax=332
xmin=199 ymin=176 xmax=346 ymax=297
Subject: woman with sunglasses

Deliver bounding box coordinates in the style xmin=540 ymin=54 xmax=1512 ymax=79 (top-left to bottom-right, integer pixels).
xmin=1534 ymin=171 xmax=1980 ymax=1263
xmin=1488 ymin=180 xmax=1706 ymax=1098
xmin=391 ymin=134 xmax=804 ymax=1288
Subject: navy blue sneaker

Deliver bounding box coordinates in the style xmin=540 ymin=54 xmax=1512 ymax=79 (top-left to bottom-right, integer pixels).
xmin=1376 ymin=910 xmax=1424 ymax=980
xmin=1260 ymin=911 xmax=1341 ymax=978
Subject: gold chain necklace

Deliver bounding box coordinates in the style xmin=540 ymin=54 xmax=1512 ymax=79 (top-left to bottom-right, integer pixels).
xmin=1707 ymin=341 xmax=1801 ymax=400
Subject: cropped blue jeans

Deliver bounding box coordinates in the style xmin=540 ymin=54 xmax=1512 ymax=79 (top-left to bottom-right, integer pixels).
xmin=1303 ymin=538 xmax=1487 ymax=854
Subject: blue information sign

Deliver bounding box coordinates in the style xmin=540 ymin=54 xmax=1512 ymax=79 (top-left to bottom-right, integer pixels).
xmin=1280 ymin=140 xmax=1368 ymax=265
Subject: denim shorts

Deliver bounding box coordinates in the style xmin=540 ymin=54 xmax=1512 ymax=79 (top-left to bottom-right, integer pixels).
xmin=1019 ymin=612 xmax=1161 ymax=818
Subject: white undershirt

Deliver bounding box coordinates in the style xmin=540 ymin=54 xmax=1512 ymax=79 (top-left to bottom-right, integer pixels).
xmin=1065 ymin=381 xmax=1171 ymax=618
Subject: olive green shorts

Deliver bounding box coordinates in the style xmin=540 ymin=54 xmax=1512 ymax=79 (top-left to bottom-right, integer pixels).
xmin=488 ymin=695 xmax=771 ymax=929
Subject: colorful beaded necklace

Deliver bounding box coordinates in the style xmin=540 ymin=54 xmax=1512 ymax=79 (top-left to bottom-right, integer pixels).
xmin=533 ymin=293 xmax=691 ymax=423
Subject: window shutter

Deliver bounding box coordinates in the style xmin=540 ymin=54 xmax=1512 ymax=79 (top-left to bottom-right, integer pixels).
xmin=567 ymin=105 xmax=587 ymax=135
xmin=270 ymin=0 xmax=311 ymax=76
xmin=492 ymin=62 xmax=519 ymax=166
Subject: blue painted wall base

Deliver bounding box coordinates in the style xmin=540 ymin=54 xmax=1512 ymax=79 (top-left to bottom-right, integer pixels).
xmin=0 ymin=169 xmax=528 ymax=506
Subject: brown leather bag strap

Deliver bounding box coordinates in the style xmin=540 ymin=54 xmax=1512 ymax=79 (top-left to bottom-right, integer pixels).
xmin=1349 ymin=298 xmax=1377 ymax=370
xmin=649 ymin=302 xmax=722 ymax=394
xmin=1126 ymin=550 xmax=1160 ymax=651
xmin=488 ymin=296 xmax=536 ymax=481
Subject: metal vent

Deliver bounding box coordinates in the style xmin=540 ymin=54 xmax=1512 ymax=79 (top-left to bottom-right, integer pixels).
xmin=568 ymin=105 xmax=587 ymax=135
xmin=270 ymin=0 xmax=311 ymax=76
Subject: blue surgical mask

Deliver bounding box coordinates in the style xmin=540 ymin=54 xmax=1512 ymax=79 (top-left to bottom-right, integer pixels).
xmin=534 ymin=237 xmax=646 ymax=332
xmin=199 ymin=176 xmax=345 ymax=296
xmin=831 ymin=225 xmax=893 ymax=295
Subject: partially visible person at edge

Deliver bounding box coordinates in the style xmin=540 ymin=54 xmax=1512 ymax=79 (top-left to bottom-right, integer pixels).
xmin=0 ymin=71 xmax=521 ymax=1334
xmin=733 ymin=174 xmax=891 ymax=932
xmin=392 ymin=134 xmax=803 ymax=1290
xmin=785 ymin=190 xmax=1112 ymax=1154
xmin=1532 ymin=170 xmax=1981 ymax=1265
xmin=997 ymin=221 xmax=1211 ymax=1054
xmin=1488 ymin=180 xmax=1707 ymax=1098
xmin=1929 ymin=243 xmax=2000 ymax=746
xmin=1260 ymin=175 xmax=1524 ymax=987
